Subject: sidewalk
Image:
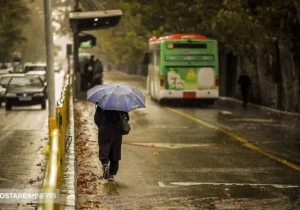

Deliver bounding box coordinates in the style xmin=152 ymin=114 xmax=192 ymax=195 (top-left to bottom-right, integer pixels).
xmin=215 ymin=98 xmax=300 ymax=165
xmin=74 ymin=101 xmax=111 ymax=209
xmin=217 ymin=97 xmax=300 ymax=121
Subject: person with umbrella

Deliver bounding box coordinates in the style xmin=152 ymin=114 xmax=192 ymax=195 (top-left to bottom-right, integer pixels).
xmin=87 ymin=83 xmax=145 ymax=181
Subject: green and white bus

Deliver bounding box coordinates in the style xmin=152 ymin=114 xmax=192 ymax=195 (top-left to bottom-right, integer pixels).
xmin=146 ymin=34 xmax=219 ymax=101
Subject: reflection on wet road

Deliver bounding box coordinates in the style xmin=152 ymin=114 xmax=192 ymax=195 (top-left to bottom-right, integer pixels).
xmin=76 ymin=70 xmax=300 ymax=209
xmin=0 ymin=71 xmax=64 ymax=209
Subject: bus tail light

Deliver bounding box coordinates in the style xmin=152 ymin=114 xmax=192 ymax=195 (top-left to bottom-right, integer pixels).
xmin=215 ymin=76 xmax=219 ymax=87
xmin=160 ymin=76 xmax=164 ymax=87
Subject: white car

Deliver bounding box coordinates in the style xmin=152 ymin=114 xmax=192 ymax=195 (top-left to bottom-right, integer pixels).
xmin=23 ymin=63 xmax=47 ymax=73
xmin=0 ymin=63 xmax=13 ymax=75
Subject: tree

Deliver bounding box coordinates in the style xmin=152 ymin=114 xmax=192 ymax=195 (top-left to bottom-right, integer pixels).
xmin=19 ymin=4 xmax=46 ymax=62
xmin=0 ymin=0 xmax=29 ymax=62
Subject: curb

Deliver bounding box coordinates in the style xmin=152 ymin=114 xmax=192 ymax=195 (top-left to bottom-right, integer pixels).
xmin=217 ymin=96 xmax=300 ymax=120
xmin=59 ymin=85 xmax=77 ymax=210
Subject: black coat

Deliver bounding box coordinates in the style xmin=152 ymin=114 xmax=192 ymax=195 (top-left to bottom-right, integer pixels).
xmin=238 ymin=75 xmax=252 ymax=91
xmin=94 ymin=106 xmax=129 ymax=128
xmin=94 ymin=106 xmax=129 ymax=161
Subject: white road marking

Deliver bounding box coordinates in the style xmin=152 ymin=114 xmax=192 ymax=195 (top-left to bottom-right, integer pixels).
xmin=153 ymin=125 xmax=189 ymax=129
xmin=125 ymin=142 xmax=219 ymax=149
xmin=169 ymin=182 xmax=299 ymax=189
xmin=42 ymin=118 xmax=48 ymax=131
xmin=158 ymin=182 xmax=166 ymax=187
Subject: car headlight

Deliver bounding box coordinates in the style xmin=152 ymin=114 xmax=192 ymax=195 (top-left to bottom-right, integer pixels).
xmin=34 ymin=93 xmax=44 ymax=96
xmin=6 ymin=93 xmax=16 ymax=97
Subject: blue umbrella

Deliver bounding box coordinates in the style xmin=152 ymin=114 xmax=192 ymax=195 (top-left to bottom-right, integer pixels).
xmin=87 ymin=83 xmax=146 ymax=112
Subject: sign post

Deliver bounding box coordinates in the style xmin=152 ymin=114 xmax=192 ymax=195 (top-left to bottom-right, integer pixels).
xmin=43 ymin=0 xmax=56 ymax=131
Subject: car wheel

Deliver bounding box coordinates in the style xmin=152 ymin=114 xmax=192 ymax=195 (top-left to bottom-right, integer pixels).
xmin=41 ymin=101 xmax=46 ymax=109
xmin=5 ymin=103 xmax=12 ymax=110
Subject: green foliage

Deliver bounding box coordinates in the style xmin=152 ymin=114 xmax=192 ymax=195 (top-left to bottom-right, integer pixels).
xmin=83 ymin=2 xmax=149 ymax=68
xmin=0 ymin=0 xmax=29 ymax=62
xmin=19 ymin=3 xmax=46 ymax=62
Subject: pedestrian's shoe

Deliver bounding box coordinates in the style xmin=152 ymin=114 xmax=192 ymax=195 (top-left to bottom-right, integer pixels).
xmin=102 ymin=164 xmax=109 ymax=179
xmin=108 ymin=175 xmax=114 ymax=181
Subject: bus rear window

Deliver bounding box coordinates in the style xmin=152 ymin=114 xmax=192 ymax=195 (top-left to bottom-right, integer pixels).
xmin=170 ymin=44 xmax=207 ymax=49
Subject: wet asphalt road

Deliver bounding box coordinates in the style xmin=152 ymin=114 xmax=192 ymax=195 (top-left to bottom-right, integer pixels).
xmin=0 ymin=71 xmax=64 ymax=209
xmin=76 ymin=70 xmax=300 ymax=209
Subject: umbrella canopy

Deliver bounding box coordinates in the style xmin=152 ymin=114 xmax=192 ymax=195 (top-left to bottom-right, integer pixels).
xmin=87 ymin=83 xmax=146 ymax=112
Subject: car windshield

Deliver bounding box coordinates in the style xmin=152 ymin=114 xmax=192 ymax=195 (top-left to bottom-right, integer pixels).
xmin=24 ymin=66 xmax=46 ymax=72
xmin=0 ymin=77 xmax=12 ymax=85
xmin=8 ymin=77 xmax=43 ymax=87
xmin=26 ymin=74 xmax=46 ymax=81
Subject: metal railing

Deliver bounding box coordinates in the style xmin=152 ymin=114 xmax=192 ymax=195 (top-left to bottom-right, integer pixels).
xmin=37 ymin=75 xmax=71 ymax=210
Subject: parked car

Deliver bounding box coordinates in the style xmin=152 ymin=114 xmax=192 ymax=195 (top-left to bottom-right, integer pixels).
xmin=0 ymin=73 xmax=24 ymax=105
xmin=5 ymin=75 xmax=47 ymax=110
xmin=23 ymin=63 xmax=47 ymax=73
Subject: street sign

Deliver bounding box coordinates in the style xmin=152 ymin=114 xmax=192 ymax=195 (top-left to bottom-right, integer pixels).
xmin=79 ymin=33 xmax=96 ymax=48
xmin=80 ymin=40 xmax=92 ymax=48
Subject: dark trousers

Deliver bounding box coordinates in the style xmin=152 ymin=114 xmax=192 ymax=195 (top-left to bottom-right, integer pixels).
xmin=241 ymin=88 xmax=249 ymax=107
xmin=80 ymin=74 xmax=86 ymax=91
xmin=101 ymin=160 xmax=119 ymax=175
xmin=98 ymin=126 xmax=122 ymax=175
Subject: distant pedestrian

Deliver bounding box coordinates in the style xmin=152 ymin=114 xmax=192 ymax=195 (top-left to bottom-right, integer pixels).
xmin=238 ymin=73 xmax=252 ymax=108
xmin=80 ymin=58 xmax=89 ymax=91
xmin=85 ymin=55 xmax=95 ymax=89
xmin=93 ymin=58 xmax=103 ymax=86
xmin=94 ymin=105 xmax=130 ymax=181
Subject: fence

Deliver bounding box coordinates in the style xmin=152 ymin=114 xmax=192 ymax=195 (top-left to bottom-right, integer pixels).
xmin=37 ymin=75 xmax=71 ymax=210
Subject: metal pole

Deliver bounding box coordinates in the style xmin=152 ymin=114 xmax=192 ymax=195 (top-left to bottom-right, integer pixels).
xmin=72 ymin=0 xmax=80 ymax=99
xmin=43 ymin=0 xmax=56 ymax=128
xmin=72 ymin=24 xmax=79 ymax=99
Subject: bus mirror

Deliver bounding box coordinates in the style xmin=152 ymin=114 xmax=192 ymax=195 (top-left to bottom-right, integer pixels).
xmin=143 ymin=52 xmax=150 ymax=65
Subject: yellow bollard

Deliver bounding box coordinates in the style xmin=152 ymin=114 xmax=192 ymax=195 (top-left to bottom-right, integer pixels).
xmin=48 ymin=117 xmax=57 ymax=134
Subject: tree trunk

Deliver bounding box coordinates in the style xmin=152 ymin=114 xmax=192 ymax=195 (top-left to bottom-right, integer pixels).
xmin=279 ymin=42 xmax=298 ymax=112
xmin=274 ymin=39 xmax=284 ymax=110
xmin=255 ymin=47 xmax=277 ymax=108
xmin=244 ymin=55 xmax=261 ymax=104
